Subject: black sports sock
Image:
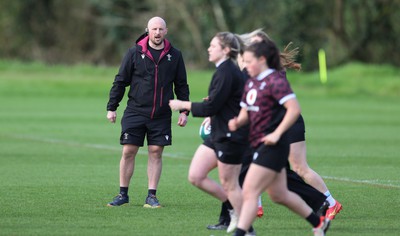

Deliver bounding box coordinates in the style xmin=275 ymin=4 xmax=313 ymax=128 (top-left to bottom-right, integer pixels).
xmin=219 ymin=203 xmax=229 ymax=219
xmin=120 ymin=187 xmax=128 ymax=196
xmin=248 ymin=225 xmax=254 ymax=233
xmin=306 ymin=212 xmax=321 ymax=227
xmin=148 ymin=189 xmax=157 ymax=196
xmin=223 ymin=200 xmax=233 ymax=210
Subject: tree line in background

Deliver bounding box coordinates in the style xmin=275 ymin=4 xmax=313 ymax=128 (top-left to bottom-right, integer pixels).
xmin=0 ymin=0 xmax=398 ymax=70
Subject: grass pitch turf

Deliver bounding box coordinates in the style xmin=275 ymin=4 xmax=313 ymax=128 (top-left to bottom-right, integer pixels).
xmin=0 ymin=61 xmax=399 ymax=235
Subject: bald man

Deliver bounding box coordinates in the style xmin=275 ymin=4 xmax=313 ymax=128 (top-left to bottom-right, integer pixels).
xmin=106 ymin=16 xmax=190 ymax=208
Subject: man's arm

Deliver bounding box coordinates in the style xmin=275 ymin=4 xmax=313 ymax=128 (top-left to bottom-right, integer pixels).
xmin=106 ymin=48 xmax=135 ymax=112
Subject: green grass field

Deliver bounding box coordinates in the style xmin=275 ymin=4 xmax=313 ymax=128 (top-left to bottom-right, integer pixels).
xmin=0 ymin=60 xmax=399 ymax=235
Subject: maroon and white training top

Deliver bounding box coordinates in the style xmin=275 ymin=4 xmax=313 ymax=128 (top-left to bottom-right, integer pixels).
xmin=240 ymin=69 xmax=296 ymax=148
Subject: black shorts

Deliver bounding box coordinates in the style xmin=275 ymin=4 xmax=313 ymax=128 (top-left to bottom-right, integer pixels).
xmin=239 ymin=146 xmax=253 ymax=186
xmin=252 ymin=133 xmax=290 ymax=172
xmin=203 ymin=138 xmax=245 ymax=165
xmin=287 ymin=115 xmax=305 ymax=144
xmin=120 ymin=111 xmax=171 ymax=146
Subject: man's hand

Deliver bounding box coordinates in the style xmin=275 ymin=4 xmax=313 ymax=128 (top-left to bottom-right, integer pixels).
xmin=107 ymin=111 xmax=117 ymax=123
xmin=177 ymin=113 xmax=188 ymax=127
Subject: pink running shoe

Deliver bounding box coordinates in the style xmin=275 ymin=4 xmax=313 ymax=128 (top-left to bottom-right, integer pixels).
xmin=325 ymin=201 xmax=342 ymax=220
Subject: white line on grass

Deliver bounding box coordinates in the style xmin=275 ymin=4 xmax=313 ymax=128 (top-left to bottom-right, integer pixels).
xmin=321 ymin=176 xmax=400 ymax=189
xmin=9 ymin=134 xmax=189 ymax=160
xmin=8 ymin=134 xmax=400 ymax=189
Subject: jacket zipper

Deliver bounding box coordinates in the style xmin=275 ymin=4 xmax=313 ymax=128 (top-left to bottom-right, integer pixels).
xmin=151 ymin=64 xmax=158 ymax=119
xmin=149 ymin=47 xmax=167 ymax=119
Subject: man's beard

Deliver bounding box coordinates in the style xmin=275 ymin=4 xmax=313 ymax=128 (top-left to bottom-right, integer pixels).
xmin=151 ymin=38 xmax=163 ymax=46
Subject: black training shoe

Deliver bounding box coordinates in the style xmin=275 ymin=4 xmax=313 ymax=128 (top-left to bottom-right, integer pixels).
xmin=143 ymin=194 xmax=161 ymax=208
xmin=107 ymin=194 xmax=129 ymax=207
xmin=207 ymin=220 xmax=230 ymax=230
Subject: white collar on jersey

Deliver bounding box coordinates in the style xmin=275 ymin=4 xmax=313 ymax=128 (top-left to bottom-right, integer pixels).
xmin=215 ymin=58 xmax=229 ymax=68
xmin=257 ymin=68 xmax=275 ymax=81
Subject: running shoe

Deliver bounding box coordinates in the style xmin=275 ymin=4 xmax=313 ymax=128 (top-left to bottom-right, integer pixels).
xmin=257 ymin=205 xmax=264 ymax=218
xmin=107 ymin=194 xmax=129 ymax=206
xmin=143 ymin=194 xmax=161 ymax=208
xmin=206 ymin=219 xmax=230 ymax=230
xmin=227 ymin=209 xmax=238 ymax=233
xmin=245 ymin=229 xmax=256 ymax=236
xmin=325 ymin=201 xmax=342 ymax=220
xmin=313 ymin=216 xmax=330 ymax=236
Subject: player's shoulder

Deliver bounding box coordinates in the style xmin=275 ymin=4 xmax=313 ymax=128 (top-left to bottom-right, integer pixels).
xmin=267 ymin=70 xmax=289 ymax=84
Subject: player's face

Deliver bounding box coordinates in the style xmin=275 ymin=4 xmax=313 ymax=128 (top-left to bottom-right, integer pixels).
xmin=208 ymin=37 xmax=226 ymax=63
xmin=243 ymin=51 xmax=265 ymax=78
xmin=148 ymin=20 xmax=167 ymax=47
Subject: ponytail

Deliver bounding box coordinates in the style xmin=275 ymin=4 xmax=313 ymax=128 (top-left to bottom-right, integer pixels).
xmin=246 ymin=40 xmax=282 ymax=71
xmin=280 ymin=42 xmax=301 ymax=71
xmin=239 ymin=29 xmax=302 ymax=71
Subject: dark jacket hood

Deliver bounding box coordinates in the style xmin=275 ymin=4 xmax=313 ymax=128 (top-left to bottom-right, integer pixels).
xmin=135 ymin=32 xmax=148 ymax=44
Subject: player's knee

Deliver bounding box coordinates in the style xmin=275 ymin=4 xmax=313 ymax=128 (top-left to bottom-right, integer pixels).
xmin=292 ymin=165 xmax=307 ymax=178
xmin=122 ymin=145 xmax=138 ymax=159
xmin=121 ymin=151 xmax=135 ymax=160
xmin=242 ymin=189 xmax=257 ymax=201
xmin=188 ymin=172 xmax=203 ymax=187
xmin=221 ymin=183 xmax=232 ymax=193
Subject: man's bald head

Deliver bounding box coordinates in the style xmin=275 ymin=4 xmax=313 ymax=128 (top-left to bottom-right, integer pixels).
xmin=147 ymin=16 xmax=166 ymax=30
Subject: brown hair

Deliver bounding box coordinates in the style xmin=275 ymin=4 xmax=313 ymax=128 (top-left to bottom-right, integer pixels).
xmin=245 ymin=39 xmax=282 ymax=71
xmin=215 ymin=32 xmax=241 ymax=60
xmin=239 ymin=29 xmax=301 ymax=71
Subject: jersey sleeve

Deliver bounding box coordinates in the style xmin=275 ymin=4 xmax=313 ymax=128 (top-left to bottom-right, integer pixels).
xmin=270 ymin=75 xmax=295 ymax=105
xmin=191 ymin=69 xmax=233 ymax=117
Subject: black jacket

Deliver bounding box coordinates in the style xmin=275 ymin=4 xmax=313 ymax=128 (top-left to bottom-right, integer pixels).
xmin=107 ymin=33 xmax=190 ymax=119
xmin=191 ymin=59 xmax=248 ymax=143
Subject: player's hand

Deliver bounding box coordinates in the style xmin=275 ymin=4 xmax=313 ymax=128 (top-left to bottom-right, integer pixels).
xmin=261 ymin=132 xmax=280 ymax=146
xmin=169 ymin=100 xmax=183 ymax=111
xmin=107 ymin=111 xmax=117 ymax=123
xmin=201 ymin=117 xmax=210 ymax=126
xmin=228 ymin=117 xmax=238 ymax=131
xmin=177 ymin=113 xmax=188 ymax=127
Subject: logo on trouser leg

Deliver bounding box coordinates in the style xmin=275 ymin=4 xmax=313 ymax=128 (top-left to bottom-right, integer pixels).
xmin=164 ymin=135 xmax=169 ymax=141
xmin=123 ymin=133 xmax=129 ymax=140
